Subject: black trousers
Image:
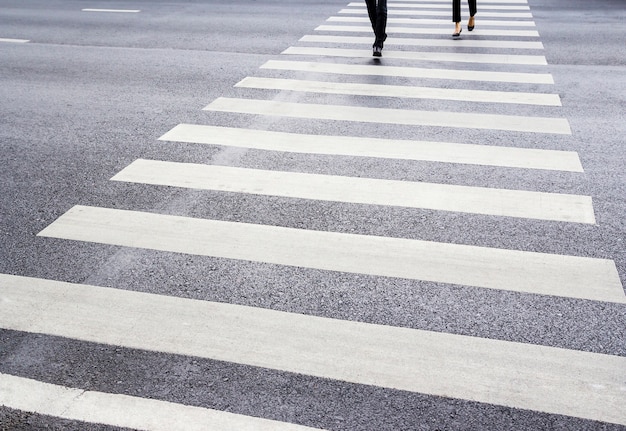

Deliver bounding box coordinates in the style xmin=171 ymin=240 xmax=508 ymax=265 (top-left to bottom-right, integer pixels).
xmin=453 ymin=0 xmax=477 ymax=22
xmin=365 ymin=0 xmax=387 ymax=47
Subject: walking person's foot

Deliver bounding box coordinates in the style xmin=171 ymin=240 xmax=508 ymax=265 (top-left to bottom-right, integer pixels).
xmin=452 ymin=22 xmax=462 ymax=38
xmin=468 ymin=16 xmax=475 ymax=31
xmin=373 ymin=45 xmax=382 ymax=57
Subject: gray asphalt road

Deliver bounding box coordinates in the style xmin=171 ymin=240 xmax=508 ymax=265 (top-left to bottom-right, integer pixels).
xmin=1 ymin=0 xmax=625 ymax=430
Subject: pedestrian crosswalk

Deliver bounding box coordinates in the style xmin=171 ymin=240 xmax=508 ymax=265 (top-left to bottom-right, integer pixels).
xmin=261 ymin=59 xmax=554 ymax=83
xmin=2 ymin=274 xmax=626 ymax=427
xmin=316 ymin=24 xmax=540 ymax=36
xmin=299 ymin=34 xmax=545 ymax=49
xmin=159 ymin=124 xmax=582 ymax=170
xmin=204 ymin=98 xmax=571 ymax=134
xmin=0 ymin=372 xmax=320 ymax=431
xmin=38 ymin=205 xmax=621 ymax=301
xmin=282 ymin=46 xmax=548 ymax=64
xmin=2 ymin=0 xmax=625 ymax=429
xmin=111 ymin=160 xmax=592 ymax=222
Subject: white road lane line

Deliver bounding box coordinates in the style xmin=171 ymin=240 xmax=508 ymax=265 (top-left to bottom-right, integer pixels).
xmin=159 ymin=124 xmax=582 ymax=172
xmin=112 ymin=160 xmax=593 ymax=223
xmin=37 ymin=206 xmax=623 ymax=302
xmin=282 ymin=46 xmax=547 ymax=65
xmin=0 ymin=373 xmax=323 ymax=431
xmin=1 ymin=274 xmax=625 ymax=426
xmin=203 ymin=97 xmax=571 ymax=134
xmin=340 ymin=8 xmax=533 ymax=18
xmin=315 ymin=25 xmax=540 ymax=37
xmin=300 ymin=35 xmax=544 ymax=50
xmin=81 ymin=8 xmax=140 ymax=13
xmin=329 ymin=17 xmax=536 ymax=27
xmin=262 ymin=60 xmax=553 ymax=84
xmin=235 ymin=76 xmax=561 ymax=106
xmin=0 ymin=38 xmax=29 ymax=43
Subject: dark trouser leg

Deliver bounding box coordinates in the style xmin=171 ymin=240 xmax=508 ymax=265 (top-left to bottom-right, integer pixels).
xmin=365 ymin=0 xmax=377 ymax=32
xmin=452 ymin=0 xmax=461 ymax=22
xmin=374 ymin=0 xmax=387 ymax=47
xmin=468 ymin=0 xmax=477 ymax=17
xmin=365 ymin=0 xmax=387 ymax=47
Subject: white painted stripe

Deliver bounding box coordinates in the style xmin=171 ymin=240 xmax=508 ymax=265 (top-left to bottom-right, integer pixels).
xmin=203 ymin=97 xmax=572 ymax=135
xmin=112 ymin=160 xmax=593 ymax=223
xmin=38 ymin=206 xmax=622 ymax=302
xmin=397 ymin=0 xmax=528 ymax=4
xmin=340 ymin=8 xmax=533 ymax=18
xmin=282 ymin=46 xmax=547 ymax=65
xmin=0 ymin=38 xmax=29 ymax=43
xmin=1 ymin=274 xmax=625 ymax=426
xmin=235 ymin=76 xmax=561 ymax=106
xmin=81 ymin=8 xmax=140 ymax=13
xmin=159 ymin=124 xmax=583 ymax=172
xmin=300 ymin=34 xmax=544 ymax=50
xmin=329 ymin=16 xmax=536 ymax=27
xmin=262 ymin=59 xmax=554 ymax=84
xmin=0 ymin=373 xmax=322 ymax=431
xmin=316 ymin=24 xmax=539 ymax=37
xmin=347 ymin=2 xmax=531 ymax=10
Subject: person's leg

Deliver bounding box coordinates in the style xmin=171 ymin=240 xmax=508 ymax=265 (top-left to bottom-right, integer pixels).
xmin=468 ymin=0 xmax=477 ymax=17
xmin=467 ymin=0 xmax=476 ymax=30
xmin=365 ymin=0 xmax=377 ymax=34
xmin=452 ymin=0 xmax=462 ymax=36
xmin=452 ymin=0 xmax=461 ymax=23
xmin=374 ymin=0 xmax=387 ymax=48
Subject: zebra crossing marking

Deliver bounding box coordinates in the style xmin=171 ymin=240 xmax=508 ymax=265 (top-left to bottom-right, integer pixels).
xmin=1 ymin=274 xmax=624 ymax=426
xmin=282 ymin=46 xmax=547 ymax=65
xmin=159 ymin=124 xmax=582 ymax=171
xmin=395 ymin=0 xmax=529 ymax=4
xmin=339 ymin=8 xmax=533 ymax=18
xmin=328 ymin=17 xmax=536 ymax=27
xmin=347 ymin=2 xmax=531 ymax=10
xmin=316 ymin=24 xmax=540 ymax=37
xmin=204 ymin=97 xmax=572 ymax=134
xmin=300 ymin=35 xmax=545 ymax=50
xmin=0 ymin=373 xmax=323 ymax=431
xmin=37 ymin=206 xmax=623 ymax=302
xmin=112 ymin=160 xmax=593 ymax=222
xmin=262 ymin=60 xmax=554 ymax=84
xmin=235 ymin=76 xmax=561 ymax=106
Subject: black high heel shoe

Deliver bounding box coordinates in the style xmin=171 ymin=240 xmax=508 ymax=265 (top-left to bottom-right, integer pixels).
xmin=452 ymin=23 xmax=462 ymax=38
xmin=468 ymin=16 xmax=475 ymax=31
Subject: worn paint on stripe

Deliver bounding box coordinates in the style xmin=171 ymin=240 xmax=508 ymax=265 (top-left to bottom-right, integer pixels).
xmin=315 ymin=25 xmax=540 ymax=37
xmin=328 ymin=17 xmax=536 ymax=27
xmin=388 ymin=0 xmax=529 ymax=4
xmin=112 ymin=160 xmax=592 ymax=222
xmin=299 ymin=35 xmax=544 ymax=50
xmin=0 ymin=373 xmax=322 ymax=431
xmin=1 ymin=274 xmax=625 ymax=425
xmin=282 ymin=46 xmax=547 ymax=65
xmin=235 ymin=76 xmax=560 ymax=106
xmin=339 ymin=8 xmax=533 ymax=18
xmin=347 ymin=2 xmax=531 ymax=10
xmin=262 ymin=60 xmax=553 ymax=84
xmin=203 ymin=97 xmax=571 ymax=134
xmin=159 ymin=124 xmax=582 ymax=172
xmin=38 ymin=206 xmax=622 ymax=302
